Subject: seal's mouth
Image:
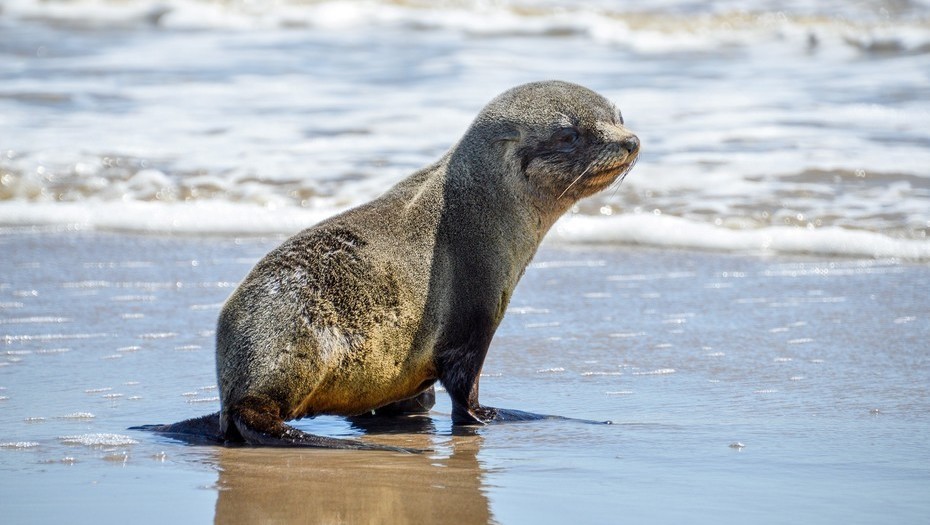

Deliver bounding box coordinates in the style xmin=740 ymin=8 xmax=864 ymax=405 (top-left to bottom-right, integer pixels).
xmin=556 ymin=138 xmax=639 ymax=200
xmin=588 ymin=151 xmax=638 ymax=188
xmin=594 ymin=161 xmax=633 ymax=180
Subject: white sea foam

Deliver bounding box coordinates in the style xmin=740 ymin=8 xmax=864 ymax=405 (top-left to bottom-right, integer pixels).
xmin=0 ymin=441 xmax=40 ymax=449
xmin=0 ymin=316 xmax=71 ymax=324
xmin=633 ymin=368 xmax=677 ymax=376
xmin=4 ymin=0 xmax=930 ymax=39
xmin=58 ymin=433 xmax=138 ymax=447
xmin=1 ymin=0 xmax=927 ymax=260
xmin=58 ymin=412 xmax=96 ymax=419
xmin=552 ymin=215 xmax=930 ymax=261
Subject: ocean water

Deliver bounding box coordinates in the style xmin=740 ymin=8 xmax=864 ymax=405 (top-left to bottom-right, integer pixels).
xmin=1 ymin=0 xmax=929 ymax=259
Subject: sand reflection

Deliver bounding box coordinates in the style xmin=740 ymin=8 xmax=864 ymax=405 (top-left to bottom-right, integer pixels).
xmin=213 ymin=422 xmax=490 ymax=524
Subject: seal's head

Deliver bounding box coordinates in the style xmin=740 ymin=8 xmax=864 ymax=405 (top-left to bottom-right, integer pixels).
xmin=457 ymin=80 xmax=639 ymax=210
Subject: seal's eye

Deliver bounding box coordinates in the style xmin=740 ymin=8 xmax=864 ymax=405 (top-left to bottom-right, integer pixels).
xmin=617 ymin=111 xmax=624 ymax=126
xmin=553 ymin=128 xmax=580 ymax=151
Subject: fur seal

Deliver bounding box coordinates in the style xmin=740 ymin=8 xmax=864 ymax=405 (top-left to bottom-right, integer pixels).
xmin=137 ymin=80 xmax=639 ymax=450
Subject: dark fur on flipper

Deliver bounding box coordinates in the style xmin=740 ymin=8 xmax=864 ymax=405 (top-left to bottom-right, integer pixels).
xmin=131 ymin=414 xmax=224 ymax=446
xmin=135 ymin=81 xmax=639 ymax=448
xmin=132 ymin=410 xmax=427 ymax=452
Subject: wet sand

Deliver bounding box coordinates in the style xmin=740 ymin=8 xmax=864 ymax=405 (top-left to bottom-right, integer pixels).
xmin=1 ymin=230 xmax=928 ymax=524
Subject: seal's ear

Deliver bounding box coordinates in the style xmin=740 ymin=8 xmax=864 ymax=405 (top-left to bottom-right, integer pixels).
xmin=493 ymin=126 xmax=522 ymax=143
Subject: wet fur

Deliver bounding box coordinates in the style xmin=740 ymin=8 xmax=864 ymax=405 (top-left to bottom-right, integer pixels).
xmin=135 ymin=80 xmax=639 ymax=449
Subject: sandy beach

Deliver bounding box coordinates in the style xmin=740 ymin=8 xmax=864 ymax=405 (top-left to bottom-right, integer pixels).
xmin=1 ymin=230 xmax=928 ymax=523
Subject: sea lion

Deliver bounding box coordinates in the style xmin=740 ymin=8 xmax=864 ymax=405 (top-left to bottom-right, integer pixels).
xmin=137 ymin=80 xmax=639 ymax=450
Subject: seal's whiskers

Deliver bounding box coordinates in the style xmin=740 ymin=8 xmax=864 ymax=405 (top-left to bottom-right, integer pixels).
xmin=606 ymin=156 xmax=638 ymax=202
xmin=558 ymin=163 xmax=593 ymax=200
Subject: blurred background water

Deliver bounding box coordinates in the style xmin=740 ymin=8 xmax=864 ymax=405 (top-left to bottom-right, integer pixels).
xmin=1 ymin=0 xmax=929 ymax=258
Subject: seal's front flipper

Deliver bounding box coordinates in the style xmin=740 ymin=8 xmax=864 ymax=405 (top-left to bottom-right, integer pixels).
xmin=451 ymin=402 xmax=610 ymax=426
xmin=451 ymin=403 xmax=552 ymax=425
xmin=485 ymin=407 xmax=552 ymax=421
xmin=490 ymin=407 xmax=612 ymax=425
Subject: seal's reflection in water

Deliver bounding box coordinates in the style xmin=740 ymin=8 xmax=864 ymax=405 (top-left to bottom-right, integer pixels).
xmin=213 ymin=415 xmax=492 ymax=524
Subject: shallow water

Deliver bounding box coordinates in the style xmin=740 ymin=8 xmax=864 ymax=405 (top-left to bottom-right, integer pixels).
xmin=1 ymin=0 xmax=929 ymax=258
xmin=1 ymin=232 xmax=928 ymax=523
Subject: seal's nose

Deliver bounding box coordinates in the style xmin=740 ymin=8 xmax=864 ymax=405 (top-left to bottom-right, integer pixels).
xmin=620 ymin=135 xmax=640 ymax=154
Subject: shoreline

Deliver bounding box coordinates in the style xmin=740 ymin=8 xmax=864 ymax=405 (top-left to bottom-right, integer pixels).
xmin=2 ymin=212 xmax=929 ymax=263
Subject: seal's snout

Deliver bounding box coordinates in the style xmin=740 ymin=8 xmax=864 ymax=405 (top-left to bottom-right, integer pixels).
xmin=596 ymin=121 xmax=639 ymax=156
xmin=620 ymin=135 xmax=640 ymax=154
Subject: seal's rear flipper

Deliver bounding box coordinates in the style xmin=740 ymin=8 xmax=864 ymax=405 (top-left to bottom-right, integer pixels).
xmin=130 ymin=412 xmax=225 ymax=445
xmin=351 ymin=386 xmax=436 ymax=418
xmin=133 ymin=410 xmax=425 ymax=452
xmin=230 ymin=398 xmax=424 ymax=453
xmin=233 ymin=418 xmax=420 ymax=452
